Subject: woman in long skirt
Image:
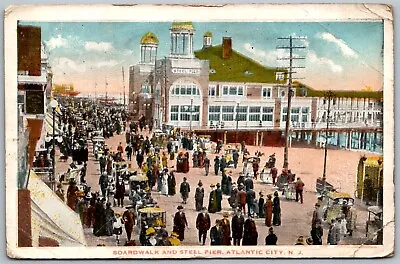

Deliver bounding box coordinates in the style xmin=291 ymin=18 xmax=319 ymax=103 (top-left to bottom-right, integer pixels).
xmin=272 ymin=191 xmax=281 ymax=226
xmin=264 ymin=194 xmax=273 ymax=227
xmin=161 ymin=173 xmax=169 ymax=196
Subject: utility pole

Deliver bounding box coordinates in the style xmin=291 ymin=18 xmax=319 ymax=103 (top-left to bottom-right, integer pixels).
xmin=322 ymin=90 xmax=335 ymax=185
xmin=105 ymin=76 xmax=108 ymax=103
xmin=122 ymin=66 xmax=126 ymax=110
xmin=163 ymin=57 xmax=168 ymax=125
xmin=277 ymin=36 xmax=306 ymax=169
xmin=94 ymin=81 xmax=97 ymax=104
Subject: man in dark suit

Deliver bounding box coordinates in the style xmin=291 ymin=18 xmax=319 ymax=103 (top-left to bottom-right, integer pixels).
xmin=173 ymin=205 xmax=188 ymax=241
xmin=231 ymin=209 xmax=245 ymax=246
xmin=196 ymin=207 xmax=211 ymax=245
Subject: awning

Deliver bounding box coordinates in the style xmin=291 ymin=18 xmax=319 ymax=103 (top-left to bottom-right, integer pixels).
xmin=28 ymin=170 xmax=87 ymax=247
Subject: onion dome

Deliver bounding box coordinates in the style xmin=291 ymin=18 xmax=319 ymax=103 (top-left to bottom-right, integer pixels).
xmin=140 ymin=32 xmax=159 ymax=45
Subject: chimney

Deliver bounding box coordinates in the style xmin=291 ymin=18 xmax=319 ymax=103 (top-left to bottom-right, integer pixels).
xmin=222 ymin=37 xmax=232 ymax=59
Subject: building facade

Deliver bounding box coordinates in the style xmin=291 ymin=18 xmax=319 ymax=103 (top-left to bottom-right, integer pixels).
xmin=129 ymin=22 xmax=383 ymax=132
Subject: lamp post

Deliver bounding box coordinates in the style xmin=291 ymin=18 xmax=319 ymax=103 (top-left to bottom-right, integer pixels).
xmin=189 ymin=98 xmax=193 ymax=131
xmin=50 ymin=98 xmax=58 ymax=191
xmin=322 ymin=91 xmax=334 ymax=187
xmin=235 ymin=101 xmax=240 ymax=143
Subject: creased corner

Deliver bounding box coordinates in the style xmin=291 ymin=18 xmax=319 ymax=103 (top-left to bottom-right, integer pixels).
xmin=362 ymin=4 xmax=393 ymax=21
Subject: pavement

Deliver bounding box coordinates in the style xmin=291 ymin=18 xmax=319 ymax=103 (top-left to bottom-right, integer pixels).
xmin=55 ymin=129 xmax=370 ymax=246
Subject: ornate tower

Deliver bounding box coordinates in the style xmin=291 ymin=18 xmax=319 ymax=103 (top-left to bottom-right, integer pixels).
xmin=169 ymin=22 xmax=195 ymax=58
xmin=140 ymin=32 xmax=158 ymax=64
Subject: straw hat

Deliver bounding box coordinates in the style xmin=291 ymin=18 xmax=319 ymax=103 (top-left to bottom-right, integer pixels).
xmin=115 ymin=212 xmax=122 ymax=216
xmin=171 ymin=232 xmax=179 ymax=237
xmin=210 ymin=184 xmax=216 ymax=187
xmin=145 ymin=227 xmax=156 ymax=236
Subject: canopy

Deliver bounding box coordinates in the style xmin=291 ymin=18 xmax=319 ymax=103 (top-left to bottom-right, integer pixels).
xmin=327 ymin=191 xmax=352 ymax=200
xmin=28 ymin=170 xmax=87 ymax=246
xmin=138 ymin=207 xmax=165 ymax=214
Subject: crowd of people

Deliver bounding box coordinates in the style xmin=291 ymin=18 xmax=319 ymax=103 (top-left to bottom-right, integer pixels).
xmin=43 ymin=97 xmax=361 ymax=247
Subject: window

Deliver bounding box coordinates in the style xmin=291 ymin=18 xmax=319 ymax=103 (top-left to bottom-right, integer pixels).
xmin=209 ymin=113 xmax=220 ymax=121
xmin=279 ymin=89 xmax=286 ymax=98
xmin=180 ymin=86 xmax=186 ymax=95
xmin=236 ymin=113 xmax=247 ymax=121
xmin=209 ymin=106 xmax=221 ymax=113
xmin=262 ymin=87 xmax=272 ymax=98
xmin=222 ymin=113 xmax=234 ymax=121
xmin=249 ymin=106 xmax=261 ymax=113
xmin=223 ymin=86 xmax=229 ymax=95
xmin=229 ymin=86 xmax=237 ymax=95
xmin=238 ymin=86 xmax=244 ymax=95
xmin=237 ymin=106 xmax=247 ymax=113
xmin=174 ymin=86 xmax=180 ymax=95
xmin=171 ymin=105 xmax=179 ymax=112
xmin=262 ymin=107 xmax=274 ymax=122
xmin=171 ymin=82 xmax=200 ymax=96
xmin=170 ymin=113 xmax=178 ymax=121
xmin=208 ymin=86 xmax=216 ymax=96
xmin=141 ymin=82 xmax=151 ymax=94
xmin=249 ymin=114 xmax=260 ymax=121
xmin=222 ymin=106 xmax=234 ymax=113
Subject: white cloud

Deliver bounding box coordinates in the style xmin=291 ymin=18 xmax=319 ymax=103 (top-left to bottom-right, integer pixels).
xmin=95 ymin=60 xmax=119 ymax=68
xmin=53 ymin=57 xmax=86 ymax=72
xmin=307 ymin=51 xmax=343 ymax=73
xmin=242 ymin=43 xmax=342 ymax=74
xmin=318 ymin=32 xmax=358 ymax=58
xmin=84 ymin=41 xmax=113 ymax=52
xmin=45 ymin=35 xmax=68 ymax=50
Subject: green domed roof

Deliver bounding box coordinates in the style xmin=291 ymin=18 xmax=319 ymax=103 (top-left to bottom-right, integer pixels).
xmin=140 ymin=32 xmax=159 ymax=45
xmin=171 ymin=22 xmax=194 ymax=31
xmin=204 ymin=31 xmax=212 ymax=37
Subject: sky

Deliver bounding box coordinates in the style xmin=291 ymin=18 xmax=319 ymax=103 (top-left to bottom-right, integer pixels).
xmin=21 ymin=21 xmax=384 ymax=94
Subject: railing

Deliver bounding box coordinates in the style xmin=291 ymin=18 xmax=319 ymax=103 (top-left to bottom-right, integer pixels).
xmin=31 ymin=167 xmax=56 ymax=191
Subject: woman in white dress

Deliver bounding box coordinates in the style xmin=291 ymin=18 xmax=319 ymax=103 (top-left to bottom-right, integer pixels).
xmin=160 ymin=172 xmax=169 ymax=196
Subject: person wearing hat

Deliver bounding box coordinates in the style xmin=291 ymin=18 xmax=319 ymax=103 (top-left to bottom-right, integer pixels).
xmin=143 ymin=227 xmax=157 ymax=246
xmin=295 ymin=236 xmax=306 ymax=245
xmin=243 ymin=215 xmax=258 ymax=245
xmin=196 ymin=207 xmax=211 ymax=245
xmin=229 ymin=183 xmax=239 ymax=210
xmin=311 ymin=221 xmax=323 ymax=245
xmin=99 ymin=172 xmax=108 ymax=199
xmin=173 ymin=205 xmax=188 ymax=241
xmin=66 ymin=178 xmax=79 ymax=211
xmin=220 ymin=212 xmax=231 ymax=245
xmin=208 ymin=184 xmax=218 ymax=213
xmin=232 ymin=209 xmax=245 ymax=246
xmin=214 ymin=156 xmax=220 ymax=176
xmin=105 ymin=202 xmax=115 ymax=236
xmin=180 ymin=177 xmax=191 ymax=204
xmin=210 ymin=219 xmax=222 ymax=246
xmin=203 ymin=155 xmax=210 ymax=176
xmin=306 ymin=237 xmax=313 ymax=245
xmin=55 ymin=183 xmax=65 ymax=202
xmin=238 ymin=185 xmax=247 ymax=215
xmin=264 ymin=194 xmax=273 ymax=227
xmin=220 ymin=155 xmax=227 ymax=174
xmin=272 ymin=191 xmax=281 ymax=226
xmin=216 ymin=183 xmax=223 ymax=212
xmin=167 ymin=170 xmax=176 ymax=196
xmin=195 ymin=180 xmax=205 ymax=211
xmin=232 ymin=149 xmax=239 ymax=169
xmin=123 ymin=205 xmax=135 ymax=241
xmin=246 ymin=188 xmax=256 ymax=217
xmin=312 ymin=203 xmax=322 ymax=228
xmin=168 ymin=232 xmax=181 ymax=246
xmin=265 ymin=227 xmax=278 ymax=245
xmin=295 ymin=177 xmax=305 ymax=204
xmin=258 ymin=192 xmax=265 ymax=218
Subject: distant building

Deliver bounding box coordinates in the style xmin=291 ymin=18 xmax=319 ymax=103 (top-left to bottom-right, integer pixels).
xmin=129 ymin=22 xmax=383 ymax=132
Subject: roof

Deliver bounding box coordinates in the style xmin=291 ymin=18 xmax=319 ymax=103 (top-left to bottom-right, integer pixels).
xmin=204 ymin=31 xmax=212 ymax=37
xmin=140 ymin=32 xmax=159 ymax=45
xmin=293 ymin=81 xmax=383 ymax=99
xmin=327 ymin=191 xmax=352 ymax=199
xmin=138 ymin=207 xmax=165 ymax=214
xmin=171 ymin=22 xmax=194 ymax=31
xmin=194 ymin=45 xmax=286 ymax=84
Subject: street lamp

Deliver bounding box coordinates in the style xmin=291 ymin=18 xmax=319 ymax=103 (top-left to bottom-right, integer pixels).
xmin=50 ymin=98 xmax=58 ymax=191
xmin=322 ymin=91 xmax=335 ymax=188
xmin=235 ymin=101 xmax=240 ymax=143
xmin=189 ymin=97 xmax=194 ymax=131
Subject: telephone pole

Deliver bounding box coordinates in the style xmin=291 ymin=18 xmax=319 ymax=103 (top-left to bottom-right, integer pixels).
xmin=322 ymin=90 xmax=335 ymax=183
xmin=277 ymin=36 xmax=306 ymax=169
xmin=105 ymin=76 xmax=108 ymax=102
xmin=122 ymin=66 xmax=126 ymax=109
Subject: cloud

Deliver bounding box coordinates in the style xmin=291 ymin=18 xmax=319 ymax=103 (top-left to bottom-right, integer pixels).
xmin=317 ymin=32 xmax=358 ymax=58
xmin=95 ymin=60 xmax=119 ymax=68
xmin=84 ymin=41 xmax=113 ymax=52
xmin=307 ymin=51 xmax=343 ymax=73
xmin=45 ymin=35 xmax=68 ymax=50
xmin=53 ymin=57 xmax=86 ymax=72
xmin=243 ymin=43 xmax=342 ymax=74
